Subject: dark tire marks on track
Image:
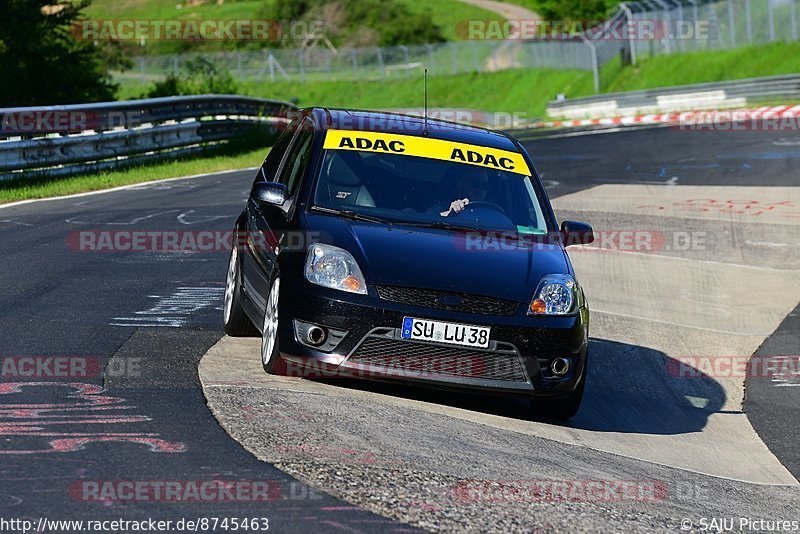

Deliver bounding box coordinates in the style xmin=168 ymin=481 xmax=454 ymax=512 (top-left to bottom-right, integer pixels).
xmin=745 ymin=302 xmax=800 ymax=479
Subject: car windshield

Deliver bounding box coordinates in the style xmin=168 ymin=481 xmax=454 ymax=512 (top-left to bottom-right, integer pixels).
xmin=311 ymin=143 xmax=551 ymax=234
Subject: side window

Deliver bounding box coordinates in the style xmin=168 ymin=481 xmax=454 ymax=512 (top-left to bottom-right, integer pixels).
xmin=276 ymin=128 xmax=314 ymax=197
xmin=255 ymin=112 xmax=303 ymax=184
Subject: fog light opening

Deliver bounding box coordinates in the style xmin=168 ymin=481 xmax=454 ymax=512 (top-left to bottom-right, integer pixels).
xmin=306 ymin=326 xmax=327 ymax=346
xmin=551 ymin=357 xmax=570 ymax=377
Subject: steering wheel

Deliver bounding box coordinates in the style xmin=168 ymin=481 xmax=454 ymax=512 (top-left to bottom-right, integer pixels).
xmin=455 ymin=200 xmax=507 ymax=216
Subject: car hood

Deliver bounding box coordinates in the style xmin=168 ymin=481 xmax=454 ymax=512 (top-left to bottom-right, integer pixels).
xmin=304 ymin=213 xmax=570 ymax=302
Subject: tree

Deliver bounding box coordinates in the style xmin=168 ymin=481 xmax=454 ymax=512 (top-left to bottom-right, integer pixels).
xmin=0 ymin=0 xmax=117 ymax=106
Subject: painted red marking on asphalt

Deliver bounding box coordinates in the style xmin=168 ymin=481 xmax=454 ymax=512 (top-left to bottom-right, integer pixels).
xmin=0 ymin=382 xmax=185 ymax=454
xmin=636 ymin=199 xmax=796 ymax=217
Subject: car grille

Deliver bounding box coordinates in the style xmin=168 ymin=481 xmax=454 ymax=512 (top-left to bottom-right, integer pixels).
xmin=376 ymin=286 xmax=519 ymax=316
xmin=347 ymin=335 xmax=528 ymax=382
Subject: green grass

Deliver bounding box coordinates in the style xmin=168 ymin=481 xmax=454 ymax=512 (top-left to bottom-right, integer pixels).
xmin=0 ymin=146 xmax=265 ymax=204
xmin=598 ymin=42 xmax=800 ymax=93
xmin=115 ymin=67 xmax=593 ymax=117
xmin=239 ymin=69 xmax=592 ymax=117
xmin=85 ymin=0 xmax=268 ymax=22
xmin=115 ymin=40 xmax=800 ymax=118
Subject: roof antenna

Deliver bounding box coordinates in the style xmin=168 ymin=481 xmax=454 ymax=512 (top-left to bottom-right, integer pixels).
xmin=423 ymin=68 xmax=429 ymax=136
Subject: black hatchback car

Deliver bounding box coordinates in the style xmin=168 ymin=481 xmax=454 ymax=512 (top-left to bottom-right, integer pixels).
xmin=223 ymin=108 xmax=593 ymax=419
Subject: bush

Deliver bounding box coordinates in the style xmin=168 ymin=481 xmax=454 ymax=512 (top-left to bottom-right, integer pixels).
xmin=146 ymin=57 xmax=238 ymax=97
xmin=530 ymin=0 xmax=618 ymax=23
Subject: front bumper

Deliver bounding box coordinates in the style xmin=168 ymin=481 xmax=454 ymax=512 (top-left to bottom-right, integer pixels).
xmin=277 ymin=281 xmax=588 ymax=398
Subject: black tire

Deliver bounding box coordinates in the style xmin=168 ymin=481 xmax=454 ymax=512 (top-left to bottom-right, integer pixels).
xmin=260 ymin=275 xmax=287 ymax=375
xmin=223 ymin=244 xmax=258 ymax=337
xmin=530 ymin=361 xmax=586 ymax=420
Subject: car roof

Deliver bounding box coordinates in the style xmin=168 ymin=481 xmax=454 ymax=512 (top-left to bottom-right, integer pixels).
xmin=306 ymin=108 xmax=522 ymax=153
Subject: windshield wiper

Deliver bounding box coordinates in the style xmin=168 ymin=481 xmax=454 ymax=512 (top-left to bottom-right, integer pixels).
xmin=402 ymin=220 xmax=476 ymax=232
xmin=310 ymin=205 xmax=391 ymax=225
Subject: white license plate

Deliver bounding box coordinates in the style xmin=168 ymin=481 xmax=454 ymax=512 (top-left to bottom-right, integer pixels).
xmin=400 ymin=317 xmax=490 ymax=349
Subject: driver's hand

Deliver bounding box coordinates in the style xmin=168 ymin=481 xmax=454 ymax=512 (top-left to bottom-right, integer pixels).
xmin=441 ymin=198 xmax=469 ymax=217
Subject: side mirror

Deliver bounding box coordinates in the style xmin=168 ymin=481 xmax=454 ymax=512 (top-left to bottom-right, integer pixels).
xmin=560 ymin=220 xmax=594 ymax=246
xmin=252 ymin=181 xmax=287 ymax=207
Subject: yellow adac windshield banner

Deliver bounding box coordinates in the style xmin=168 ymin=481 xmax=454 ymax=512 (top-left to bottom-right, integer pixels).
xmin=323 ymin=129 xmax=531 ymax=176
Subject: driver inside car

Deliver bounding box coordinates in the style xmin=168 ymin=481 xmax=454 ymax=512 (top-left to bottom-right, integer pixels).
xmin=435 ymin=166 xmax=490 ymax=217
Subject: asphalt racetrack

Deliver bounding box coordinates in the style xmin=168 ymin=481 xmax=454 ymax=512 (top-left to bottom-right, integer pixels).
xmin=1 ymin=125 xmax=798 ymax=531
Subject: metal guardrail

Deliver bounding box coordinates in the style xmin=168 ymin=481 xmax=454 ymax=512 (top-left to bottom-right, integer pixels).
xmin=0 ymin=95 xmax=298 ymax=180
xmin=546 ymin=74 xmax=800 ymax=119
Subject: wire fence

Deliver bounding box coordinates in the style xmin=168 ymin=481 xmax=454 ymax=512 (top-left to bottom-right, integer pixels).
xmin=115 ymin=0 xmax=800 ymax=94
xmin=624 ymin=0 xmax=800 ymax=63
xmin=117 ymin=39 xmax=593 ymax=86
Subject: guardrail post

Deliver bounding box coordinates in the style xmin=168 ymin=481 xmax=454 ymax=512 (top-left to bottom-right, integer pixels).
xmin=299 ymin=50 xmax=306 ymax=83
xmin=745 ymin=0 xmax=752 ymax=43
xmin=652 ymin=0 xmax=671 ymax=54
xmin=619 ymin=3 xmax=637 ymax=66
xmin=728 ymin=0 xmax=736 ymax=47
xmin=581 ymin=36 xmax=600 ymax=93
xmin=255 ymin=51 xmax=265 ymax=81
xmin=451 ymin=42 xmax=458 ymax=74
xmin=768 ymin=0 xmax=776 ymax=41
xmin=268 ymin=53 xmax=275 ymax=83
xmin=685 ymin=0 xmax=699 ymax=51
xmin=376 ymin=47 xmax=385 ymax=79
xmin=471 ymin=41 xmax=478 ymax=71
xmin=767 ymin=0 xmax=775 ymax=42
xmin=400 ymin=45 xmax=410 ymax=78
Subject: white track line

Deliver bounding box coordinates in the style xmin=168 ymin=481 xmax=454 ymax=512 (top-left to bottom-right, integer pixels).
xmin=0 ymin=166 xmax=258 ymax=212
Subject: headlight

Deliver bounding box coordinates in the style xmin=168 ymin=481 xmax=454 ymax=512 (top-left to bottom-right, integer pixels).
xmin=304 ymin=243 xmax=367 ymax=294
xmin=528 ymin=274 xmax=576 ymax=315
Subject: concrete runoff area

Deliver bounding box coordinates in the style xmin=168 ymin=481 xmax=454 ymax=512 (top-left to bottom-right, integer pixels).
xmin=200 ymin=337 xmax=799 ymax=532
xmin=200 ymin=184 xmax=800 ymax=530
